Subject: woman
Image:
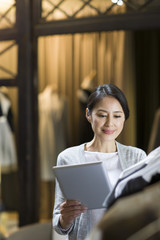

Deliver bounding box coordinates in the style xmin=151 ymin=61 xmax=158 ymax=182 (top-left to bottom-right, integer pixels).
xmin=53 ymin=84 xmax=146 ymax=240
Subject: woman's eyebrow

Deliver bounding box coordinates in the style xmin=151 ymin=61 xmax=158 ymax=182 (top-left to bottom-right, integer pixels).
xmin=97 ymin=109 xmax=123 ymax=113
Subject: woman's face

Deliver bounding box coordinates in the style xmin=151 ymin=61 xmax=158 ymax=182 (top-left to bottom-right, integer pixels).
xmin=86 ymin=96 xmax=125 ymax=143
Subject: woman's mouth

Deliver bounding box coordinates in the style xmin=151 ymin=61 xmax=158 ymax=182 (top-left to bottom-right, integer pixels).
xmin=103 ymin=130 xmax=115 ymax=135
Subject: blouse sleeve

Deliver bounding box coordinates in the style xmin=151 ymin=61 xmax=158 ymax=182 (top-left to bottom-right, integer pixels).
xmin=52 ymin=155 xmax=74 ymax=235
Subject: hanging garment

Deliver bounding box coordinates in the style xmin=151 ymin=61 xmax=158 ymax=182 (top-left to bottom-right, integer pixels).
xmin=0 ymin=92 xmax=17 ymax=173
xmin=77 ymin=89 xmax=93 ymax=144
xmin=104 ymin=146 xmax=160 ymax=209
xmin=76 ymin=70 xmax=96 ymax=144
xmin=38 ymin=86 xmax=69 ymax=181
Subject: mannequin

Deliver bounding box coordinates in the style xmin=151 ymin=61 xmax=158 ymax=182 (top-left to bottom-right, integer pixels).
xmin=0 ymin=88 xmax=17 ymax=173
xmin=38 ymin=83 xmax=70 ymax=219
xmin=0 ymin=87 xmax=18 ymax=211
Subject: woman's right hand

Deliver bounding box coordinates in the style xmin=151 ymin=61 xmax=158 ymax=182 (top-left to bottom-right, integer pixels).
xmin=59 ymin=200 xmax=87 ymax=229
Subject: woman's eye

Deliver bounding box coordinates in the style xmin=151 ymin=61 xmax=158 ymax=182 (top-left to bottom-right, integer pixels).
xmin=98 ymin=114 xmax=107 ymax=118
xmin=114 ymin=115 xmax=121 ymax=118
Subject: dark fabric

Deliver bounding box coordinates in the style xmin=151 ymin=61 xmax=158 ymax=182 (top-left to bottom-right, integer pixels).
xmin=106 ymin=177 xmax=148 ymax=209
xmin=0 ymin=102 xmax=14 ymax=132
xmin=0 ymin=103 xmax=2 ymax=116
xmin=114 ymin=176 xmax=148 ymax=202
xmin=115 ymin=173 xmax=160 ymax=203
xmin=106 ymin=173 xmax=160 ymax=209
xmin=105 ymin=158 xmax=160 ymax=209
xmin=77 ymin=89 xmax=93 ymax=144
xmin=7 ymin=107 xmax=14 ymax=132
xmin=105 ymin=163 xmax=147 ymax=208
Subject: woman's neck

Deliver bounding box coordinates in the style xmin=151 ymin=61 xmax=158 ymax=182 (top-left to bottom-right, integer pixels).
xmin=85 ymin=139 xmax=117 ymax=153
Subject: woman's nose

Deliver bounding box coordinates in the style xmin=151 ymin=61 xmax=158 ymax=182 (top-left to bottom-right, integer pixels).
xmin=105 ymin=116 xmax=113 ymax=126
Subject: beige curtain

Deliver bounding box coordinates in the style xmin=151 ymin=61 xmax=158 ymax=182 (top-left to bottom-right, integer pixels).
xmin=38 ymin=31 xmax=136 ymax=147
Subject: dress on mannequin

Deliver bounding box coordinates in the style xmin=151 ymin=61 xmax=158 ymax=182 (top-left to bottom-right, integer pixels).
xmin=0 ymin=89 xmax=16 ymax=173
xmin=0 ymin=88 xmax=18 ymax=211
xmin=38 ymin=84 xmax=70 ymax=219
xmin=38 ymin=84 xmax=69 ymax=181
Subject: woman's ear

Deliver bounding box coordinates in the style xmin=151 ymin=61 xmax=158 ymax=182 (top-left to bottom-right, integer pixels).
xmin=86 ymin=108 xmax=91 ymax=122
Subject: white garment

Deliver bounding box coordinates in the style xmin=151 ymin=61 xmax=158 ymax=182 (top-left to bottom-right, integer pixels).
xmin=38 ymin=87 xmax=69 ymax=181
xmin=84 ymin=151 xmax=122 ymax=228
xmin=0 ymin=92 xmax=17 ymax=173
xmin=115 ymin=146 xmax=160 ymax=199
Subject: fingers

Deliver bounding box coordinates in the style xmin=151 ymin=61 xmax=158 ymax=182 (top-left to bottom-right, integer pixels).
xmin=61 ymin=200 xmax=81 ymax=207
xmin=59 ymin=200 xmax=88 ymax=229
xmin=61 ymin=200 xmax=86 ymax=208
xmin=60 ymin=200 xmax=87 ymax=218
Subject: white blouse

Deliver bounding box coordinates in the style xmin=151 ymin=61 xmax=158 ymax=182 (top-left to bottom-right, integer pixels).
xmin=84 ymin=151 xmax=122 ymax=187
xmin=84 ymin=150 xmax=123 ymax=228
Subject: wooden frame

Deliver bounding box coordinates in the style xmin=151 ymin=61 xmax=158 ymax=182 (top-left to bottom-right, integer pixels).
xmin=35 ymin=9 xmax=160 ymax=36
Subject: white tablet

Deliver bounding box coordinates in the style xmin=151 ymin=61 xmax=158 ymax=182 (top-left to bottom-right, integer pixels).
xmin=53 ymin=161 xmax=111 ymax=209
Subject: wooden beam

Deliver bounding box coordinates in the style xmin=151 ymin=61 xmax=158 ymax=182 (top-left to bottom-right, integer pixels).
xmin=35 ymin=9 xmax=160 ymax=36
xmin=0 ymin=28 xmax=17 ymax=41
xmin=16 ymin=0 xmax=39 ymax=226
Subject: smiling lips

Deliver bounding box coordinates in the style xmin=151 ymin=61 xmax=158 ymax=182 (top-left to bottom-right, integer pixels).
xmin=103 ymin=130 xmax=115 ymax=135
